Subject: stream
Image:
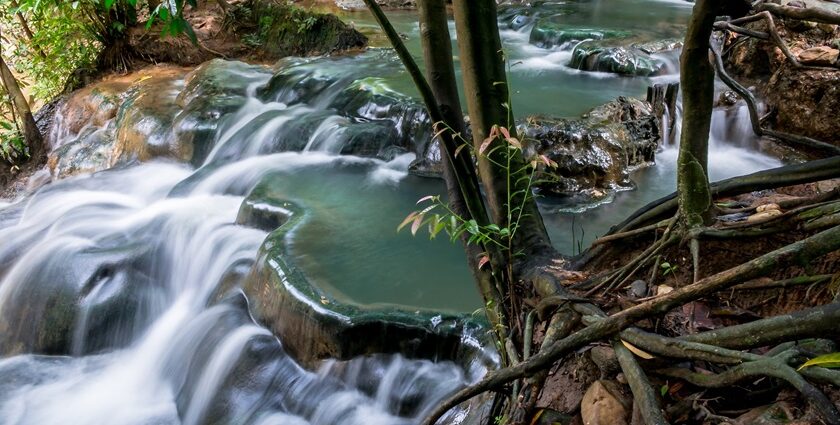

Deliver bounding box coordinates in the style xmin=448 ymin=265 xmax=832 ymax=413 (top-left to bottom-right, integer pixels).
xmin=0 ymin=1 xmax=785 ymax=424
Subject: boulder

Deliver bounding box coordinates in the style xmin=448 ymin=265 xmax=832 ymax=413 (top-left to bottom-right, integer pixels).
xmin=571 ymin=41 xmax=665 ymax=76
xmin=523 ymin=97 xmax=659 ymax=200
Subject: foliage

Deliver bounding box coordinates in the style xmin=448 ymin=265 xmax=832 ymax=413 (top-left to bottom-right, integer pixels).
xmin=0 ymin=119 xmax=27 ymax=164
xmin=1 ymin=0 xmax=198 ymax=102
xmin=798 ymin=353 xmax=840 ymax=371
xmin=398 ymin=124 xmax=557 ymax=267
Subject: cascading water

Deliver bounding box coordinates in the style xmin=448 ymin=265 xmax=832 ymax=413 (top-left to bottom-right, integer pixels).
xmin=0 ymin=1 xmax=794 ymax=423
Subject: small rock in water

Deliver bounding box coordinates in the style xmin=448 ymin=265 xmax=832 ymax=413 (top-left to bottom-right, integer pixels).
xmin=717 ymin=90 xmax=739 ymax=106
xmin=798 ymin=46 xmax=839 ymax=66
xmin=581 ymin=380 xmax=628 ymax=425
xmin=628 ymin=280 xmax=648 ymax=299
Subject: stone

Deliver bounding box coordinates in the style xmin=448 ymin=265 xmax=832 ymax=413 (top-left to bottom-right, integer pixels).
xmin=755 ymin=203 xmax=781 ymax=213
xmin=589 ymin=346 xmax=620 ymax=377
xmin=798 ymin=46 xmax=840 ymax=66
xmin=656 ymin=285 xmax=674 ymax=296
xmin=747 ymin=209 xmax=784 ymax=222
xmin=522 ymin=97 xmax=659 ymax=201
xmin=570 ymin=41 xmax=665 ymax=77
xmin=581 ymin=380 xmax=628 ymax=425
xmin=717 ymin=90 xmax=739 ymax=106
xmin=629 ymin=280 xmax=648 ymax=299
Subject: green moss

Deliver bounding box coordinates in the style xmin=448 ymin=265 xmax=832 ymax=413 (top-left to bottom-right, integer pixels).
xmin=232 ymin=0 xmax=368 ymax=58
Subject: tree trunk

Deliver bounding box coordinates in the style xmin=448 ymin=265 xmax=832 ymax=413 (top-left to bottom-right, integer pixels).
xmin=416 ymin=0 xmax=508 ymax=327
xmin=676 ymin=0 xmax=718 ymax=228
xmin=8 ymin=0 xmax=47 ymax=59
xmin=451 ymin=0 xmax=553 ymax=262
xmin=0 ymin=30 xmax=43 ymax=159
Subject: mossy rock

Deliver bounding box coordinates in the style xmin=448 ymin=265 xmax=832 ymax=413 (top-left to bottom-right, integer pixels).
xmin=570 ymin=40 xmax=665 ymax=76
xmin=239 ymin=171 xmax=494 ymax=369
xmin=240 ymin=0 xmax=367 ymax=59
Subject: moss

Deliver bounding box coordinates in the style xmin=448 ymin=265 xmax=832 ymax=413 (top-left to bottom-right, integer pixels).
xmin=233 ymin=0 xmax=367 ymax=59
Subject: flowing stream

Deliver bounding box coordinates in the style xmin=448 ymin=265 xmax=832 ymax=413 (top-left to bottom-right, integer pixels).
xmin=0 ymin=1 xmax=786 ymax=424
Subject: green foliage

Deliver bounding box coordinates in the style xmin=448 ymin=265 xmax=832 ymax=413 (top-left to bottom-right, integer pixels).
xmin=0 ymin=119 xmax=28 ymax=164
xmin=660 ymin=261 xmax=678 ymax=276
xmin=798 ymin=353 xmax=840 ymax=371
xmin=398 ymin=124 xmax=557 ymax=267
xmin=2 ymin=0 xmax=198 ymax=102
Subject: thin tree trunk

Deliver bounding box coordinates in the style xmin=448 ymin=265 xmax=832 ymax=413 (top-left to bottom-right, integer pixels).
xmin=0 ymin=29 xmax=43 ymax=158
xmin=416 ymin=0 xmax=509 ymax=328
xmin=8 ymin=0 xmax=47 ymax=60
xmin=677 ymin=0 xmax=718 ymax=227
xmin=451 ymin=0 xmax=553 ymax=261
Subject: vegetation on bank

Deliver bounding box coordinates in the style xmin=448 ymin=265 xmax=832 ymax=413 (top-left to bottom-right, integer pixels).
xmin=0 ymin=0 xmax=365 ymax=168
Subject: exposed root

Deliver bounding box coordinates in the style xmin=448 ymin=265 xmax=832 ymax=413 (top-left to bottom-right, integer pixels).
xmin=420 ymin=225 xmax=840 ymax=425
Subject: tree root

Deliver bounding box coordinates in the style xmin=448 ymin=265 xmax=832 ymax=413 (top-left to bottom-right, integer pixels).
xmin=682 ymin=302 xmax=840 ymax=350
xmin=756 ymin=1 xmax=840 ymax=26
xmin=420 ymin=225 xmax=840 ymax=425
xmin=657 ymin=350 xmax=840 ymax=424
xmin=613 ymin=338 xmax=670 ymax=425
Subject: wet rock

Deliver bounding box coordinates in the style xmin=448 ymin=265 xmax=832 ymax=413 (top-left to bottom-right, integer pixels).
xmin=530 ymin=21 xmax=629 ymax=49
xmin=571 ymin=41 xmax=665 ymax=76
xmin=798 ymin=46 xmax=839 ymax=66
xmin=632 ymin=39 xmax=683 ymax=54
xmin=581 ymin=380 xmax=628 ymax=425
xmin=522 ymin=97 xmax=659 ymax=200
xmin=0 ymin=242 xmax=157 ymax=356
xmin=717 ymin=90 xmax=740 ymax=106
xmin=241 ymin=172 xmax=495 ymax=369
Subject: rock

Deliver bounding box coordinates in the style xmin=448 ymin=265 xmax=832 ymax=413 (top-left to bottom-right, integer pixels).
xmin=717 ymin=90 xmax=739 ymax=106
xmin=589 ymin=346 xmax=620 ymax=377
xmin=755 ymin=203 xmax=781 ymax=212
xmin=747 ymin=209 xmax=783 ymax=222
xmin=581 ymin=380 xmax=628 ymax=425
xmin=818 ymin=23 xmax=837 ymax=34
xmin=241 ymin=171 xmax=495 ymax=369
xmin=629 ymin=280 xmax=648 ymax=299
xmin=571 ymin=41 xmax=665 ymax=76
xmin=529 ymin=21 xmax=629 ymax=49
xmin=632 ymin=39 xmax=683 ymax=54
xmin=656 ymin=285 xmax=674 ymax=296
xmin=798 ymin=46 xmax=839 ymax=66
xmin=522 ymin=97 xmax=659 ymax=201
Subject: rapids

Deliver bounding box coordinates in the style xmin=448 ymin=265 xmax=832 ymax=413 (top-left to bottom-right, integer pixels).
xmin=0 ymin=1 xmax=786 ymax=424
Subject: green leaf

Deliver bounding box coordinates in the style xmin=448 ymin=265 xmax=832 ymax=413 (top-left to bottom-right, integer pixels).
xmin=798 ymin=353 xmax=840 ymax=371
xmin=104 ymin=0 xmax=116 ymax=9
